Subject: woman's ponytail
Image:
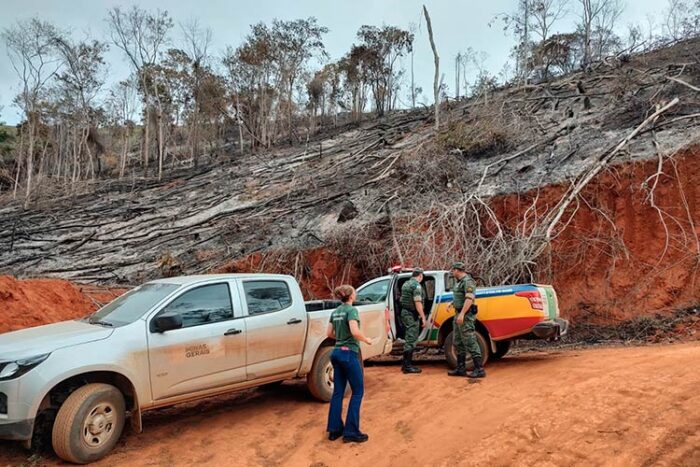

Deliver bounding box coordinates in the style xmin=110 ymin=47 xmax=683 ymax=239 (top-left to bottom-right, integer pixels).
xmin=333 ymin=285 xmax=355 ymax=303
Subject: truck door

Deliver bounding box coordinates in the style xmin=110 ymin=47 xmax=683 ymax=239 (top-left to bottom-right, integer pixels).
xmin=239 ymin=278 xmax=306 ymax=380
xmin=355 ymin=276 xmax=394 ymax=339
xmin=147 ymin=281 xmax=247 ymax=401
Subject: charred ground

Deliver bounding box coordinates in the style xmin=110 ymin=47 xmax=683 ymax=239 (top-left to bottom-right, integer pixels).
xmin=0 ymin=39 xmax=699 ymax=325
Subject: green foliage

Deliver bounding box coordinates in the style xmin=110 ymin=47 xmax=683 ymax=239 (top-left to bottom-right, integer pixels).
xmin=0 ymin=125 xmax=10 ymax=144
xmin=338 ymin=25 xmax=413 ymax=116
xmin=0 ymin=124 xmax=14 ymax=158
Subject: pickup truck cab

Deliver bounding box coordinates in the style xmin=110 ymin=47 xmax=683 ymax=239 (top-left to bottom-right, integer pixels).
xmin=0 ymin=274 xmax=391 ymax=464
xmin=355 ymin=268 xmax=568 ymax=368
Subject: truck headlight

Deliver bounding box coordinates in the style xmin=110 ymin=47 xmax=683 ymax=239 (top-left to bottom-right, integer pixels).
xmin=0 ymin=354 xmax=50 ymax=381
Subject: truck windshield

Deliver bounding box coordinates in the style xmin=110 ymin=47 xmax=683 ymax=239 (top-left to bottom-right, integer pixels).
xmin=86 ymin=283 xmax=180 ymax=327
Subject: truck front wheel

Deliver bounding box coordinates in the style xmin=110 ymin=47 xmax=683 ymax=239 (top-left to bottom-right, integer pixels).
xmin=307 ymin=346 xmax=352 ymax=402
xmin=52 ymin=383 xmax=126 ymax=464
xmin=444 ymin=331 xmax=489 ymax=370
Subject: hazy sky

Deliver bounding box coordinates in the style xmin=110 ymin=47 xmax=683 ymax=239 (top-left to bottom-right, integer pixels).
xmin=0 ymin=0 xmax=666 ymax=124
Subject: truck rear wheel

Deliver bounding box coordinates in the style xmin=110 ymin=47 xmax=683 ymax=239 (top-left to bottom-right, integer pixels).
xmin=444 ymin=331 xmax=489 ymax=370
xmin=307 ymin=346 xmax=351 ymax=402
xmin=52 ymin=383 xmax=126 ymax=464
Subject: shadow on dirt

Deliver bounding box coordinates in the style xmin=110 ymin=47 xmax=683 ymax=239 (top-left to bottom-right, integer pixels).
xmin=0 ymin=382 xmax=321 ymax=465
xmin=0 ymin=350 xmax=574 ymax=465
xmin=140 ymin=382 xmax=315 ymax=431
xmin=0 ymin=440 xmax=34 ymax=463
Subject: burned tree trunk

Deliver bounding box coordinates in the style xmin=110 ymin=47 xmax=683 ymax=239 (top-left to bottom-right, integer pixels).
xmin=423 ymin=5 xmax=440 ymax=130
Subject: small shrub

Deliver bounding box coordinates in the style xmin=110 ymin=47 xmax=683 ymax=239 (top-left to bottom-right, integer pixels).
xmin=436 ymin=118 xmax=513 ymax=158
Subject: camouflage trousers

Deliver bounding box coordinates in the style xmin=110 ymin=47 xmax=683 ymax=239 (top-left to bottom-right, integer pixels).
xmin=401 ymin=309 xmax=420 ymax=352
xmin=453 ymin=316 xmax=481 ymax=359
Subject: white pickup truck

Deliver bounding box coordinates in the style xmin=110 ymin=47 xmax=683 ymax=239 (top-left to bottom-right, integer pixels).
xmin=0 ymin=274 xmax=391 ymax=464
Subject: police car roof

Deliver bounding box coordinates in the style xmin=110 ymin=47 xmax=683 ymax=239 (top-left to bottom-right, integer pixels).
xmin=386 ymin=270 xmax=447 ymax=277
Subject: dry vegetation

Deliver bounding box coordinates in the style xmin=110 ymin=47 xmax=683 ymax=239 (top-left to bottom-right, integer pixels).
xmin=1 ymin=37 xmax=699 ymax=295
xmin=0 ymin=0 xmax=699 ymax=335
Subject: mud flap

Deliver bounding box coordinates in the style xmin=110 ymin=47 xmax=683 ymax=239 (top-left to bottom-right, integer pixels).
xmin=129 ymin=394 xmax=143 ymax=434
xmin=489 ymin=336 xmax=498 ymax=354
xmin=130 ymin=408 xmax=143 ymax=434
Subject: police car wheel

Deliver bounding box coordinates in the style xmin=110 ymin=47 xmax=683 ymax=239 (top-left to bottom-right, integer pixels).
xmin=444 ymin=331 xmax=489 ymax=370
xmin=52 ymin=383 xmax=126 ymax=464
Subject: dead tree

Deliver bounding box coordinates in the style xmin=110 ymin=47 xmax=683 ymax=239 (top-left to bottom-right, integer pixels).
xmin=423 ymin=5 xmax=440 ymax=130
xmin=1 ymin=19 xmax=61 ymax=206
xmin=107 ymin=6 xmax=173 ymax=178
xmin=577 ymin=0 xmax=624 ymax=68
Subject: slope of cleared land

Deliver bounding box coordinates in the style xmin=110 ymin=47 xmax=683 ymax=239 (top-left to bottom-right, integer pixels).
xmin=1 ymin=343 xmax=698 ymax=466
xmin=0 ymin=39 xmax=699 ymax=325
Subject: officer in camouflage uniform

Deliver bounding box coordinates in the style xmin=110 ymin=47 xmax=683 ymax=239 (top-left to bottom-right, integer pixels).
xmin=447 ymin=262 xmax=485 ymax=378
xmin=399 ymin=268 xmax=426 ymax=374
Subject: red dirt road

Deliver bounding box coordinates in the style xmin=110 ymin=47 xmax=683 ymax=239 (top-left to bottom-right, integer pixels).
xmin=1 ymin=342 xmax=699 ymax=466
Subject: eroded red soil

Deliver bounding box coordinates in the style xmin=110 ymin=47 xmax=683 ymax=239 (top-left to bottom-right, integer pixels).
xmin=0 ymin=276 xmax=123 ymax=334
xmin=492 ymin=147 xmax=700 ymax=323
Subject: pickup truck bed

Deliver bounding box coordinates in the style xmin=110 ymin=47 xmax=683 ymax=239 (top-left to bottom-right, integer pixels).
xmin=304 ymin=300 xmax=343 ymax=312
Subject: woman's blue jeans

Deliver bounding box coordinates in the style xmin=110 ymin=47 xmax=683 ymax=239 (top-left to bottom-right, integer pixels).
xmin=326 ymin=348 xmax=364 ymax=437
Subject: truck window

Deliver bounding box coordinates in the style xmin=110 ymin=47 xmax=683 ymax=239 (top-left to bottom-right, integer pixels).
xmin=160 ymin=283 xmax=234 ymax=328
xmin=356 ymin=279 xmax=390 ymax=304
xmin=243 ymin=281 xmax=292 ymax=315
xmin=89 ymin=282 xmax=180 ymax=326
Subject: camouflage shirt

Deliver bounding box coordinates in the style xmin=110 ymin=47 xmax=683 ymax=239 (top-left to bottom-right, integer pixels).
xmin=452 ymin=274 xmax=476 ymax=310
xmin=400 ymin=278 xmax=424 ymax=311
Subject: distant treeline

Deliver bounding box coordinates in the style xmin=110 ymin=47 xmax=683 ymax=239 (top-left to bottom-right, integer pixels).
xmin=1 ymin=1 xmax=698 ymax=205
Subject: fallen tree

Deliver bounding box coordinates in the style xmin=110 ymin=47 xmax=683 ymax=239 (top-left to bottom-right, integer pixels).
xmin=0 ymin=38 xmax=698 ymax=317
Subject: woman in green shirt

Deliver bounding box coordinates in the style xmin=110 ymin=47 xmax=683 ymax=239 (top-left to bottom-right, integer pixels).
xmin=326 ymin=285 xmax=374 ymax=443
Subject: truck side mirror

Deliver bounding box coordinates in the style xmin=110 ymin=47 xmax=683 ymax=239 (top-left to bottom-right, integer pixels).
xmin=153 ymin=312 xmax=183 ymax=333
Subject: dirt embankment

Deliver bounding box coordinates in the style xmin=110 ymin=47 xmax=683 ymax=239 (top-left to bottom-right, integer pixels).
xmin=0 ymin=276 xmax=123 ymax=334
xmin=216 ymin=248 xmax=364 ymax=299
xmin=217 ymin=147 xmax=700 ymax=326
xmin=492 ymin=146 xmax=700 ymax=324
xmin=1 ymin=149 xmax=697 ymax=333
xmin=1 ymin=342 xmax=698 ymax=466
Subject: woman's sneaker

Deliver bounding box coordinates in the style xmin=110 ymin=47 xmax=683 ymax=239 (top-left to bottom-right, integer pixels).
xmin=343 ymin=433 xmax=369 ymax=443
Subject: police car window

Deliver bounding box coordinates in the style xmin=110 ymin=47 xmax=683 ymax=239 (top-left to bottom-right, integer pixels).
xmin=423 ymin=278 xmax=436 ymax=299
xmin=243 ymin=281 xmax=292 ymax=315
xmin=356 ymin=279 xmax=390 ymax=304
xmin=160 ymin=283 xmax=233 ymax=328
xmin=445 ymin=273 xmax=455 ymax=292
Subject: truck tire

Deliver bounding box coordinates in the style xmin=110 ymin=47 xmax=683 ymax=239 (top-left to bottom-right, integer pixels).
xmin=307 ymin=346 xmax=351 ymax=402
xmin=444 ymin=331 xmax=490 ymax=370
xmin=52 ymin=383 xmax=126 ymax=464
xmin=491 ymin=340 xmax=511 ymax=360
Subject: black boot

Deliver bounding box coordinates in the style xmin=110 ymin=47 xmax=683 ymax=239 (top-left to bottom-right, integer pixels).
xmin=466 ymin=356 xmax=486 ymax=378
xmin=448 ymin=354 xmax=467 ymax=376
xmin=402 ymin=350 xmax=421 ymax=374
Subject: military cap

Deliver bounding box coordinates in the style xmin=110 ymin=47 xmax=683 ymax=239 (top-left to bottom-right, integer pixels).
xmin=451 ymin=262 xmax=466 ymax=271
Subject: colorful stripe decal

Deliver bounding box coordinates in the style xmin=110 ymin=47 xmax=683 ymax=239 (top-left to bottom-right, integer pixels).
xmin=435 ymin=284 xmax=539 ymax=303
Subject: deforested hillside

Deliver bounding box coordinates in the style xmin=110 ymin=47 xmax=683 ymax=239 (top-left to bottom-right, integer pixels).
xmin=1 ymin=39 xmax=699 ymax=324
